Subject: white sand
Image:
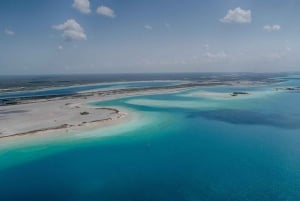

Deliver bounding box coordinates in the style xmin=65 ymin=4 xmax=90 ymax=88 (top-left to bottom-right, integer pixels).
xmin=126 ymin=98 xmax=218 ymax=109
xmin=0 ymin=80 xmax=270 ymax=139
xmin=180 ymin=91 xmax=250 ymax=99
xmin=0 ymin=86 xmax=187 ymax=139
xmin=0 ymin=95 xmax=126 ymax=138
xmin=191 ymin=92 xmax=235 ymax=98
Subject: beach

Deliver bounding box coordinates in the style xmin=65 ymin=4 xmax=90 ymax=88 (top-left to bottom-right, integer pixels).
xmin=0 ymin=85 xmax=188 ymax=139
xmin=0 ymin=78 xmax=278 ymax=140
xmin=0 ymin=74 xmax=300 ymax=201
xmin=0 ymin=97 xmax=126 ymax=139
xmin=1 ymin=0 xmax=299 ymax=199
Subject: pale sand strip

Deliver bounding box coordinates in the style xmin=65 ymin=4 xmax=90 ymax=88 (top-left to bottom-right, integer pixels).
xmin=0 ymin=86 xmax=187 ymax=140
xmin=0 ymin=79 xmax=274 ymax=140
xmin=0 ymin=95 xmax=127 ymax=139
xmin=182 ymin=91 xmax=250 ymax=99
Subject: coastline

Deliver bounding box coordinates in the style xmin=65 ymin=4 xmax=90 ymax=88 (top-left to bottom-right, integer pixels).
xmin=0 ymin=85 xmax=187 ymax=141
xmin=0 ymin=96 xmax=127 ymax=140
xmin=0 ymin=79 xmax=277 ymax=141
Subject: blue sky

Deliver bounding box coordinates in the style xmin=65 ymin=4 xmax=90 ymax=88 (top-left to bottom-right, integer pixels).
xmin=0 ymin=0 xmax=299 ymax=74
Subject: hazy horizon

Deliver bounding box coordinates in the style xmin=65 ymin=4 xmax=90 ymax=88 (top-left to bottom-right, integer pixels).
xmin=1 ymin=71 xmax=298 ymax=77
xmin=1 ymin=0 xmax=300 ymax=74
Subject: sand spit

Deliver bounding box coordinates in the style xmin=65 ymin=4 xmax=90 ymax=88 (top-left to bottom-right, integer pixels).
xmin=0 ymin=97 xmax=126 ymax=139
xmin=193 ymin=91 xmax=250 ymax=99
xmin=0 ymin=84 xmax=194 ymax=139
xmin=0 ymin=79 xmax=277 ymax=139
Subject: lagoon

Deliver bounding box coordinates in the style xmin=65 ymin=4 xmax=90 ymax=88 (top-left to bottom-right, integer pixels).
xmin=0 ymin=74 xmax=300 ymax=200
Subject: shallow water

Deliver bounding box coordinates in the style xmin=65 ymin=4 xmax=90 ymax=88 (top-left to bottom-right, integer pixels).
xmin=0 ymin=80 xmax=180 ymax=99
xmin=0 ymin=75 xmax=300 ymax=201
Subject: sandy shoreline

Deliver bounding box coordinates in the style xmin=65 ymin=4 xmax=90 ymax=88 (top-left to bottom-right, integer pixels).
xmin=0 ymin=79 xmax=277 ymax=140
xmin=0 ymin=85 xmax=190 ymax=140
xmin=0 ymin=96 xmax=127 ymax=139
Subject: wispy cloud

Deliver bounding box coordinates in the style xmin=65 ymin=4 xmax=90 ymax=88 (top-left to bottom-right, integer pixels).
xmin=136 ymin=50 xmax=230 ymax=68
xmin=144 ymin=25 xmax=153 ymax=30
xmin=220 ymin=7 xmax=251 ymax=24
xmin=263 ymin=25 xmax=281 ymax=32
xmin=4 ymin=29 xmax=15 ymax=36
xmin=53 ymin=19 xmax=87 ymax=41
xmin=164 ymin=21 xmax=171 ymax=28
xmin=204 ymin=52 xmax=228 ymax=62
xmin=72 ymin=0 xmax=91 ymax=14
xmin=96 ymin=6 xmax=115 ymax=18
xmin=264 ymin=47 xmax=291 ymax=60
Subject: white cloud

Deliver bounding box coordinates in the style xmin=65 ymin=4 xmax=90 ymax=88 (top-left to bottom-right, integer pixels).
xmin=53 ymin=19 xmax=87 ymax=41
xmin=164 ymin=21 xmax=171 ymax=28
xmin=4 ymin=29 xmax=15 ymax=36
xmin=72 ymin=0 xmax=91 ymax=14
xmin=144 ymin=25 xmax=153 ymax=30
xmin=135 ymin=51 xmax=231 ymax=68
xmin=96 ymin=6 xmax=115 ymax=18
xmin=285 ymin=47 xmax=291 ymax=52
xmin=58 ymin=45 xmax=63 ymax=50
xmin=263 ymin=24 xmax=280 ymax=32
xmin=265 ymin=47 xmax=291 ymax=60
xmin=220 ymin=7 xmax=251 ymax=24
xmin=205 ymin=52 xmax=228 ymax=62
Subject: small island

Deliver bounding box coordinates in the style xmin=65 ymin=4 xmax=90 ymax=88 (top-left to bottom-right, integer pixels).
xmin=231 ymin=92 xmax=249 ymax=97
xmin=275 ymin=86 xmax=300 ymax=91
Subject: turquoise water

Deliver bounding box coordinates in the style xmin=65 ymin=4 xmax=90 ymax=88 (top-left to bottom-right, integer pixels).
xmin=0 ymin=76 xmax=300 ymax=200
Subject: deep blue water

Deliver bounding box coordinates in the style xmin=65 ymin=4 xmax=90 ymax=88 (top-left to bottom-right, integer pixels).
xmin=0 ymin=75 xmax=300 ymax=201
